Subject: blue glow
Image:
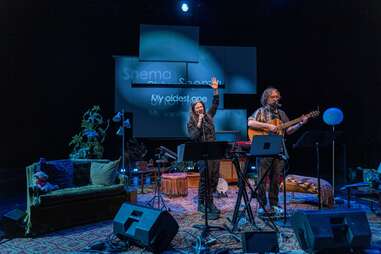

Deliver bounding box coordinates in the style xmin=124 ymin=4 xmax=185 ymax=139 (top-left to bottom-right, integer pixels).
xmin=114 ymin=25 xmax=258 ymax=138
xmin=180 ymin=109 xmax=247 ymax=140
xmin=323 ymin=107 xmax=344 ymax=126
xmin=181 ymin=3 xmax=189 ymax=12
xmin=140 ymin=25 xmax=199 ymax=62
xmin=229 ymin=75 xmax=256 ymax=94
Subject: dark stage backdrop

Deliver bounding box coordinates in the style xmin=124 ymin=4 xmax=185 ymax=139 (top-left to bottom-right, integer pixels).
xmin=1 ymin=1 xmax=380 ymax=172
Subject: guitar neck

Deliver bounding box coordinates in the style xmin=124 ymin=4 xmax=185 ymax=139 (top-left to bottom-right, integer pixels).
xmin=280 ymin=116 xmax=303 ymax=130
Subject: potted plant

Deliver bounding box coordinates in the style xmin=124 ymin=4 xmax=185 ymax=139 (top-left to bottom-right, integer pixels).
xmin=69 ymin=105 xmax=110 ymax=159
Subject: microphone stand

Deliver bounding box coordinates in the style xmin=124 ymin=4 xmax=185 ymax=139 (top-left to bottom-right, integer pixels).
xmin=121 ymin=109 xmax=126 ymax=180
xmin=201 ymin=115 xmax=206 ymax=142
xmin=280 ymin=137 xmax=289 ymax=225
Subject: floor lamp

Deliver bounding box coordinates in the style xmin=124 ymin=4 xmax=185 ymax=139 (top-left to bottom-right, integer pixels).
xmin=323 ymin=107 xmax=344 ymax=199
xmin=113 ymin=110 xmax=132 ymax=187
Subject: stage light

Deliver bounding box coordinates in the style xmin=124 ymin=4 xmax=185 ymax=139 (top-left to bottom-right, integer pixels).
xmin=181 ymin=2 xmax=189 ymax=12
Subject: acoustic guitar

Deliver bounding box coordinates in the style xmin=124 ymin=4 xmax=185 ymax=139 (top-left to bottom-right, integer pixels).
xmin=248 ymin=110 xmax=320 ymax=141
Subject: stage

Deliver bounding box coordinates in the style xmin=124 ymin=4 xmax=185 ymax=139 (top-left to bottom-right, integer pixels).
xmin=1 ymin=186 xmax=380 ymax=253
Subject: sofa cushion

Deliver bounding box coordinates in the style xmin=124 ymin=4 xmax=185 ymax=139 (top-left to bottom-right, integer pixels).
xmin=38 ymin=184 xmax=125 ymax=206
xmin=90 ymin=159 xmax=120 ymax=185
xmin=43 ymin=160 xmax=75 ymax=189
xmin=72 ymin=159 xmax=111 ymax=186
xmin=73 ymin=161 xmax=91 ymax=186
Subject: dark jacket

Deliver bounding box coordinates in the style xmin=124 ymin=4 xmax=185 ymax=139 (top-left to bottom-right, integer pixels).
xmin=187 ymin=95 xmax=219 ymax=142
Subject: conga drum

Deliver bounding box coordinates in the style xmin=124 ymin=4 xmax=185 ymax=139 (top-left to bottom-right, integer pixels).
xmin=161 ymin=173 xmax=188 ymax=197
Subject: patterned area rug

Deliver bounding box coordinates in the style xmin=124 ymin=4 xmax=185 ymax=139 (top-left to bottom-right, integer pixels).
xmin=0 ymin=187 xmax=380 ymax=254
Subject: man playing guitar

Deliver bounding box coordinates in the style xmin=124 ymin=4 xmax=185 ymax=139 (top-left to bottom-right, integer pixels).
xmin=248 ymin=87 xmax=310 ymax=214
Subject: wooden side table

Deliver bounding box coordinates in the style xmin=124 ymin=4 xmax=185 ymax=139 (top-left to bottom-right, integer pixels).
xmin=161 ymin=173 xmax=188 ymax=197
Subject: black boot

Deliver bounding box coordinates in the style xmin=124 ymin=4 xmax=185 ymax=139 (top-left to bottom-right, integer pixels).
xmin=198 ymin=198 xmax=207 ymax=213
xmin=198 ymin=171 xmax=207 ymax=213
xmin=199 ymin=203 xmax=219 ymax=220
xmin=208 ymin=198 xmax=221 ymax=215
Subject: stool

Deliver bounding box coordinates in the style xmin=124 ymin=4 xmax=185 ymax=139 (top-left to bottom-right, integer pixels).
xmin=161 ymin=173 xmax=188 ymax=197
xmin=186 ymin=172 xmax=200 ymax=188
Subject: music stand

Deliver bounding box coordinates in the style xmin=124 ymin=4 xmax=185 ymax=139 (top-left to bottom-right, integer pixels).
xmin=251 ymin=135 xmax=288 ymax=226
xmin=293 ymin=130 xmax=333 ymax=209
xmin=250 ymin=135 xmax=283 ymax=156
xmin=177 ymin=141 xmax=229 ymax=251
xmin=229 ymin=135 xmax=286 ymax=232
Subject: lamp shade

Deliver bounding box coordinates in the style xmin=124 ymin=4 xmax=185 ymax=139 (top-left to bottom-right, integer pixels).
xmin=123 ymin=119 xmax=131 ymax=128
xmin=116 ymin=127 xmax=124 ymax=136
xmin=112 ymin=112 xmax=122 ymax=122
xmin=323 ymin=107 xmax=343 ymax=126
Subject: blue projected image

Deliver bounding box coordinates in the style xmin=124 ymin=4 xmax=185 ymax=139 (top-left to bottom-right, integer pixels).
xmin=131 ymin=109 xmax=247 ymax=139
xmin=114 ymin=56 xmax=221 ymax=113
xmin=193 ymin=46 xmax=257 ymax=94
xmin=115 ymin=25 xmax=257 ymax=138
xmin=116 ymin=57 xmax=186 ymax=84
xmin=139 ymin=24 xmax=199 ymax=62
xmin=213 ymin=110 xmax=247 ymax=141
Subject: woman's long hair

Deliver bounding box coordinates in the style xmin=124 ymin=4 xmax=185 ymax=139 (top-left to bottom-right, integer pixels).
xmin=189 ymin=100 xmax=211 ymax=124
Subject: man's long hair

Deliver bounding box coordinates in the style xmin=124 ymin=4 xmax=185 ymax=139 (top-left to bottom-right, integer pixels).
xmin=260 ymin=87 xmax=280 ymax=107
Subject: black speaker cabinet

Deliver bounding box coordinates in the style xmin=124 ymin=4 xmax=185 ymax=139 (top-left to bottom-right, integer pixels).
xmin=241 ymin=231 xmax=279 ymax=253
xmin=113 ymin=202 xmax=179 ymax=253
xmin=1 ymin=208 xmax=26 ymax=236
xmin=3 ymin=208 xmax=25 ymax=223
xmin=291 ymin=209 xmax=371 ymax=253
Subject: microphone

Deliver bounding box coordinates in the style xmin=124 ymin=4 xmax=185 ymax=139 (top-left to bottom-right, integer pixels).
xmin=199 ymin=113 xmax=205 ymax=124
xmin=275 ymin=102 xmax=282 ymax=108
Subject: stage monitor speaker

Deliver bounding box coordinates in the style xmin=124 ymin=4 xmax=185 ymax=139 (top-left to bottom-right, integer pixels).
xmin=291 ymin=209 xmax=371 ymax=253
xmin=241 ymin=231 xmax=279 ymax=253
xmin=1 ymin=208 xmax=26 ymax=236
xmin=3 ymin=209 xmax=25 ymax=223
xmin=113 ymin=202 xmax=179 ymax=253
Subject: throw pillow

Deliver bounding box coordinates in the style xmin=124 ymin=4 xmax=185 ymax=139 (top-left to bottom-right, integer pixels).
xmin=73 ymin=161 xmax=92 ymax=186
xmin=43 ymin=160 xmax=75 ymax=189
xmin=90 ymin=158 xmax=120 ymax=185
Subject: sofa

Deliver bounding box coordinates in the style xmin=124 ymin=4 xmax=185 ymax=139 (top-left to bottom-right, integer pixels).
xmin=25 ymin=158 xmax=136 ymax=235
